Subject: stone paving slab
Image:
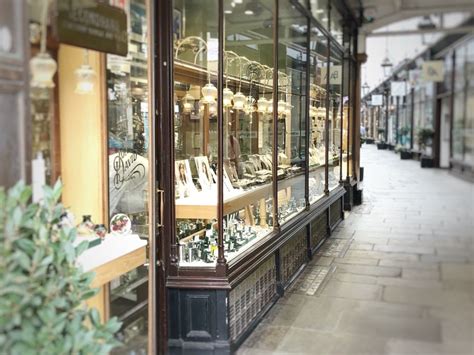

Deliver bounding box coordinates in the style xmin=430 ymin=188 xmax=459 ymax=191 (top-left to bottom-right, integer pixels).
xmin=240 ymin=145 xmax=474 ymax=354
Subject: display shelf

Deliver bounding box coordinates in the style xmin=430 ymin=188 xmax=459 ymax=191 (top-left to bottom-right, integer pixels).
xmin=77 ymin=234 xmax=147 ymax=288
xmin=111 ymin=272 xmax=149 ymax=302
xmin=175 ymin=171 xmax=304 ymax=219
xmin=118 ymin=299 xmax=148 ymax=323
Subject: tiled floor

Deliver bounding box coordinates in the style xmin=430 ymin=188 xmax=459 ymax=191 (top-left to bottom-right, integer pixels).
xmin=238 ymin=145 xmax=474 ymax=355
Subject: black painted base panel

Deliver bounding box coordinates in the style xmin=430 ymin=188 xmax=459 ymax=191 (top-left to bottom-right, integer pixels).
xmin=167 ymin=197 xmax=344 ymax=355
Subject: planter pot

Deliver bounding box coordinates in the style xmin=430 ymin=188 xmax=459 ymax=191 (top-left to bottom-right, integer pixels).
xmin=377 ymin=142 xmax=387 ymax=150
xmin=400 ymin=151 xmax=412 ymax=160
xmin=388 ymin=144 xmax=395 ymax=151
xmin=365 ymin=138 xmax=375 ymax=144
xmin=421 ymin=155 xmax=434 ymax=168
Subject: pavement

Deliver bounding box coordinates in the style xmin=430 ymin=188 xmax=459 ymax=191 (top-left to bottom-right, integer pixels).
xmin=237 ymin=144 xmax=474 ymax=355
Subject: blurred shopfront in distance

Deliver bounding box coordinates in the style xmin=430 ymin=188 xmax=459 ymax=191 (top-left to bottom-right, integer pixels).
xmin=361 ymin=19 xmax=474 ymax=181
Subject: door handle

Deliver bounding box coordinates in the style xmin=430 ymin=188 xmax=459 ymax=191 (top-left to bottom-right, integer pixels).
xmin=156 ymin=188 xmax=164 ymax=228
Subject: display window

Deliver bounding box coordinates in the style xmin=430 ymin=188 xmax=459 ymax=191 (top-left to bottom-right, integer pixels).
xmin=453 ymin=92 xmax=465 ymax=161
xmin=28 ymin=0 xmax=155 ymax=352
xmin=330 ymin=9 xmax=343 ymax=45
xmin=309 ymin=0 xmax=329 ymax=31
xmin=172 ymin=0 xmax=220 ymax=266
xmin=169 ymin=0 xmax=347 ymax=267
xmin=277 ymin=1 xmax=308 ymax=224
xmin=106 ymin=0 xmax=152 ymax=349
xmin=223 ymin=0 xmax=275 ymax=259
xmin=328 ymin=50 xmax=342 ymax=191
xmin=309 ymin=26 xmax=328 ymax=203
xmin=341 ymin=35 xmax=354 ymax=180
xmin=465 ymin=87 xmax=474 ymax=165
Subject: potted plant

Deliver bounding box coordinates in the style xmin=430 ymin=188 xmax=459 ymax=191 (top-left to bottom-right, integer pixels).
xmin=376 ymin=128 xmax=387 ymax=150
xmin=417 ymin=127 xmax=434 ymax=150
xmin=417 ymin=127 xmax=435 ymax=167
xmin=0 ymin=181 xmax=121 ymax=354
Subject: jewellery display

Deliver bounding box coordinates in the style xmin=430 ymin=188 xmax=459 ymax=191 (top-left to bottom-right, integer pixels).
xmin=172 ymin=14 xmax=339 ymax=266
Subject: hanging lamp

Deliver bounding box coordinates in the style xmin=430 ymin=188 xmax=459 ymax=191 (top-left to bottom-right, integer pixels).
xmin=75 ymin=50 xmax=96 ymax=94
xmin=30 ymin=0 xmax=57 ymax=89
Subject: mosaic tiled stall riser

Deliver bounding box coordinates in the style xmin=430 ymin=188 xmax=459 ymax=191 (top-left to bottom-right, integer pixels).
xmin=280 ymin=230 xmax=307 ymax=285
xmin=310 ymin=212 xmax=328 ymax=250
xmin=329 ymin=199 xmax=342 ymax=228
xmin=229 ymin=257 xmax=276 ymax=341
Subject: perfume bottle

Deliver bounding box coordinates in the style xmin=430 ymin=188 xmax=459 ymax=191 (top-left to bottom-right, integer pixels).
xmin=77 ymin=215 xmax=95 ymax=235
xmin=94 ymin=224 xmax=107 ymax=239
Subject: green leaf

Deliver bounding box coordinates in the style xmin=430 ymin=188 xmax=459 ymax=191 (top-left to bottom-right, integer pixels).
xmin=75 ymin=240 xmax=89 ymax=256
xmin=89 ymin=308 xmax=101 ymax=327
xmin=1 ymin=181 xmax=120 ymax=354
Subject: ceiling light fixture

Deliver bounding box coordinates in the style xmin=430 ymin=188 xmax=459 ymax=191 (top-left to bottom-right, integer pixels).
xmin=30 ymin=0 xmax=57 ymax=89
xmin=75 ymin=49 xmax=96 ymax=94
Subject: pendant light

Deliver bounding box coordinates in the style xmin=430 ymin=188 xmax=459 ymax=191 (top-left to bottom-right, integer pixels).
xmin=223 ymin=52 xmax=235 ymax=107
xmin=257 ymin=97 xmax=269 ymax=113
xmin=245 ymin=95 xmax=256 ymax=114
xmin=234 ymin=56 xmax=249 ymax=110
xmin=75 ymin=50 xmax=96 ymax=95
xmin=208 ymin=100 xmax=217 ymax=115
xmin=182 ymin=93 xmax=195 ymax=113
xmin=257 ymin=65 xmax=271 ymax=114
xmin=267 ymin=99 xmax=273 ymax=114
xmin=277 ymin=99 xmax=287 ymax=116
xmin=30 ymin=0 xmax=57 ymax=89
xmin=285 ymin=101 xmax=292 ymax=116
xmin=202 ymin=82 xmax=217 ymax=103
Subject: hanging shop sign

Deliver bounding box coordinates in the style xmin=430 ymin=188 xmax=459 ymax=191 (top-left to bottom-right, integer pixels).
xmin=371 ymin=94 xmax=383 ymax=106
xmin=321 ymin=65 xmax=342 ymax=85
xmin=421 ymin=61 xmax=444 ymax=82
xmin=390 ymin=81 xmax=407 ymax=97
xmin=57 ymin=1 xmax=128 ymax=56
xmin=409 ymin=69 xmax=421 ymax=86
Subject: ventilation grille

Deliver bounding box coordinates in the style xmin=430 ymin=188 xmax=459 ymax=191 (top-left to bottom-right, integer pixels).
xmin=229 ymin=257 xmax=276 ymax=341
xmin=311 ymin=211 xmax=328 ymax=250
xmin=329 ymin=199 xmax=342 ymax=228
xmin=280 ymin=230 xmax=307 ymax=285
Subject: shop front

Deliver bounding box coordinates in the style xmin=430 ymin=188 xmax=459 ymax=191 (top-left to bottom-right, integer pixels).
xmin=25 ymin=0 xmax=160 ymax=353
xmin=1 ymin=0 xmax=360 ymax=353
xmin=158 ymin=0 xmax=359 ymax=353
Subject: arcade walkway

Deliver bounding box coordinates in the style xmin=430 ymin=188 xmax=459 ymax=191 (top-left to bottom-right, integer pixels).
xmin=238 ymin=144 xmax=474 ymax=355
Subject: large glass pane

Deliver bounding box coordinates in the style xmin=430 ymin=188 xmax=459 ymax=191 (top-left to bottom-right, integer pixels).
xmin=454 ymin=46 xmax=466 ymax=92
xmin=328 ymin=50 xmax=342 ymax=191
xmin=442 ymin=52 xmax=453 ymax=93
xmin=277 ymin=3 xmax=308 ymax=224
xmin=309 ymin=26 xmax=327 ymax=203
xmin=172 ymin=0 xmax=219 ymax=265
xmin=330 ymin=10 xmax=343 ymax=45
xmin=222 ymin=0 xmax=275 ymax=261
xmin=341 ymin=55 xmax=351 ymax=180
xmin=468 ymin=39 xmax=474 ymax=90
xmin=106 ymin=0 xmax=151 ymax=350
xmin=465 ymin=88 xmax=474 ymax=165
xmin=452 ymin=91 xmax=464 ymax=161
xmin=309 ymin=0 xmax=328 ymax=30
